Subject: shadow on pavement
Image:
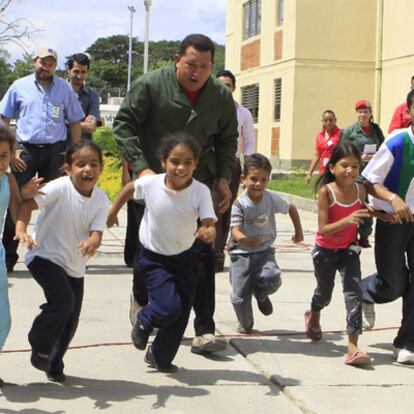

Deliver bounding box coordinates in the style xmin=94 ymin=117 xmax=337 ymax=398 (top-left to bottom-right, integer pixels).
xmin=1 ymin=376 xmax=208 ymax=410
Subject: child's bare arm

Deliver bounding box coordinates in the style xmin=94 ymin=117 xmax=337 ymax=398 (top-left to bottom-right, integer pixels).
xmin=288 ymin=204 xmax=303 ymax=243
xmin=7 ymin=173 xmax=21 ymax=223
xmin=79 ymin=231 xmax=103 ymax=257
xmin=21 ymin=177 xmax=45 ymax=200
xmin=107 ymin=181 xmax=135 ymax=227
xmin=14 ymin=198 xmax=38 ymax=250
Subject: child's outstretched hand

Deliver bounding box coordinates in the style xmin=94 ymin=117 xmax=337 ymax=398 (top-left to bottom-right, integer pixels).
xmin=196 ymin=225 xmax=216 ymax=244
xmin=345 ymin=209 xmax=371 ymax=225
xmin=106 ymin=212 xmax=119 ymax=228
xmin=292 ymin=230 xmax=304 ymax=244
xmin=21 ymin=177 xmax=45 ymax=199
xmin=14 ymin=232 xmax=37 ymax=250
xmin=79 ymin=239 xmax=98 ymax=258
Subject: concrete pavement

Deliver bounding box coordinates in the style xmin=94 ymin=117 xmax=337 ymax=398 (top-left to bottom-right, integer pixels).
xmin=1 ymin=205 xmax=413 ymax=414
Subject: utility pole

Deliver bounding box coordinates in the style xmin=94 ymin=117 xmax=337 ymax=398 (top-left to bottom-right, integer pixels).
xmin=143 ymin=0 xmax=152 ymax=74
xmin=127 ymin=5 xmax=136 ymax=91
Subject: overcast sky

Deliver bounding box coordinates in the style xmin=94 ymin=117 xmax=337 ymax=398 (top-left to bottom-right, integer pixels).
xmin=6 ymin=0 xmax=226 ymax=67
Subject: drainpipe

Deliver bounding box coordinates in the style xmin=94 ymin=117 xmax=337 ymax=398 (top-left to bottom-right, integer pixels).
xmin=374 ymin=0 xmax=383 ymax=123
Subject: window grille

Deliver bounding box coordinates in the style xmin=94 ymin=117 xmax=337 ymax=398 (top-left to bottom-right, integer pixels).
xmin=243 ymin=0 xmax=261 ymax=40
xmin=241 ymin=83 xmax=260 ymax=123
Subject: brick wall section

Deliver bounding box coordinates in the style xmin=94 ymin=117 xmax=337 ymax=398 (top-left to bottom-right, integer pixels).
xmin=241 ymin=39 xmax=261 ymax=71
xmin=271 ymin=127 xmax=280 ymax=156
xmin=274 ymin=30 xmax=283 ymax=61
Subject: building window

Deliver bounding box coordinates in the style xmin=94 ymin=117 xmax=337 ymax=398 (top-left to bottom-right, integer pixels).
xmin=277 ymin=0 xmax=284 ymax=26
xmin=274 ymin=78 xmax=282 ymax=122
xmin=241 ymin=83 xmax=260 ymax=123
xmin=243 ymin=0 xmax=261 ymax=40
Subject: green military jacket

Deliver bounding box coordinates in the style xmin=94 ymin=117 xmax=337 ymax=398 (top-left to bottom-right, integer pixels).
xmin=113 ymin=64 xmax=238 ymax=185
xmin=340 ymin=121 xmax=385 ymax=171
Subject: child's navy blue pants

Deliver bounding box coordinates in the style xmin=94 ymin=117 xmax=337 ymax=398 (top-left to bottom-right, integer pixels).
xmin=28 ymin=256 xmax=84 ymax=376
xmin=138 ymin=242 xmax=200 ymax=367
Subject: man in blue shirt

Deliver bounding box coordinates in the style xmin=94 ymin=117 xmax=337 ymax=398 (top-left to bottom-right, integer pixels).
xmin=0 ymin=46 xmax=84 ymax=272
xmin=67 ymin=53 xmax=101 ymax=141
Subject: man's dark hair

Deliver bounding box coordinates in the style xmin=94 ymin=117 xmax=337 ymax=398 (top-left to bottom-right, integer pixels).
xmin=243 ymin=153 xmax=272 ymax=176
xmin=407 ymin=89 xmax=414 ymax=109
xmin=179 ymin=34 xmax=215 ymax=62
xmin=216 ymin=69 xmax=236 ymax=88
xmin=67 ymin=53 xmax=91 ymax=70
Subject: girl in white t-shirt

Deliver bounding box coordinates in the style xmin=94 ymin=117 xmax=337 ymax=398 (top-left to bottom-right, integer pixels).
xmin=15 ymin=141 xmax=109 ymax=382
xmin=107 ymin=131 xmax=217 ymax=372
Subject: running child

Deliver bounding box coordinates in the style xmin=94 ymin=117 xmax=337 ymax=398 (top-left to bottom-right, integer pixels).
xmin=229 ymin=153 xmax=303 ymax=333
xmin=0 ymin=126 xmax=21 ymax=386
xmin=304 ymin=142 xmax=372 ymax=366
xmin=107 ymin=132 xmax=216 ymax=373
xmin=14 ymin=141 xmax=109 ymax=382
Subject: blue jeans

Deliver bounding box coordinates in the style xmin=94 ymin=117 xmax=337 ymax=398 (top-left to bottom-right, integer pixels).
xmin=362 ymin=220 xmax=414 ymax=350
xmin=311 ymin=244 xmax=362 ymax=335
xmin=229 ymin=248 xmax=282 ymax=328
xmin=0 ymin=245 xmax=11 ymax=350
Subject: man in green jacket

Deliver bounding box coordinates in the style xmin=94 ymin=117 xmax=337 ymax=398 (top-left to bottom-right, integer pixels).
xmin=113 ymin=34 xmax=238 ymax=356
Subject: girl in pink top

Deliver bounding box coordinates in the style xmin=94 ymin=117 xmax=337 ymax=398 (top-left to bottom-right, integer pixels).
xmin=306 ymin=110 xmax=341 ymax=184
xmin=304 ymin=143 xmax=373 ymax=366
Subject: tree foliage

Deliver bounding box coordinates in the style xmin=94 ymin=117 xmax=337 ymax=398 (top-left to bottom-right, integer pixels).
xmin=0 ymin=0 xmax=35 ymax=48
xmin=0 ymin=33 xmax=225 ymax=101
xmin=85 ymin=35 xmax=225 ymax=101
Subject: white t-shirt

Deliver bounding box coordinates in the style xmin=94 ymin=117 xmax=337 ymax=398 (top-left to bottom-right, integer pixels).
xmin=134 ymin=174 xmax=217 ymax=255
xmin=236 ymin=101 xmax=256 ymax=157
xmin=25 ymin=176 xmax=109 ymax=278
xmin=363 ymin=127 xmax=414 ymax=213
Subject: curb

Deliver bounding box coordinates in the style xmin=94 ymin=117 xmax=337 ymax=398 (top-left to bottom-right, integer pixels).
xmin=278 ymin=191 xmax=318 ymax=213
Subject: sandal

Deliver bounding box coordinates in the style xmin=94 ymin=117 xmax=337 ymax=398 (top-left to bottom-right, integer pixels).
xmin=345 ymin=351 xmax=372 ymax=366
xmin=304 ymin=310 xmax=322 ymax=341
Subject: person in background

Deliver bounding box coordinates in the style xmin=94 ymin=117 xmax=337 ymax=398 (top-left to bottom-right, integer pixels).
xmin=214 ymin=69 xmax=256 ymax=272
xmin=387 ymin=75 xmax=414 ymax=134
xmin=340 ymin=99 xmax=385 ymax=248
xmin=0 ymin=46 xmax=84 ymax=272
xmin=67 ymin=53 xmax=101 ymax=141
xmin=306 ymin=110 xmax=341 ymax=184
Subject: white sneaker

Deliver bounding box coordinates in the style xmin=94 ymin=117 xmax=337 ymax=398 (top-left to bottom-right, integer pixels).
xmin=129 ymin=291 xmax=142 ymax=326
xmin=396 ymin=348 xmax=414 ymax=365
xmin=393 ymin=347 xmax=402 ymax=360
xmin=362 ymin=302 xmax=376 ymax=329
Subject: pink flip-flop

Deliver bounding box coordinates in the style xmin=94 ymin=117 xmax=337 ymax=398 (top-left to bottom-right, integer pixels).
xmin=304 ymin=310 xmax=322 ymax=341
xmin=345 ymin=351 xmax=372 ymax=366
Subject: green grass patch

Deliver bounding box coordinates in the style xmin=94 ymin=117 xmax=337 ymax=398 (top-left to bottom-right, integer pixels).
xmin=268 ymin=173 xmax=318 ymax=200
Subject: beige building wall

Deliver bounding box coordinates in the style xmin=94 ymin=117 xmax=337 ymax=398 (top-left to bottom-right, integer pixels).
xmin=226 ymin=0 xmax=414 ymax=168
xmin=380 ymin=0 xmax=414 ymax=132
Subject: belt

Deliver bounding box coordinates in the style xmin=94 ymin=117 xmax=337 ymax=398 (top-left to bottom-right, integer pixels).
xmin=22 ymin=141 xmax=65 ymax=149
